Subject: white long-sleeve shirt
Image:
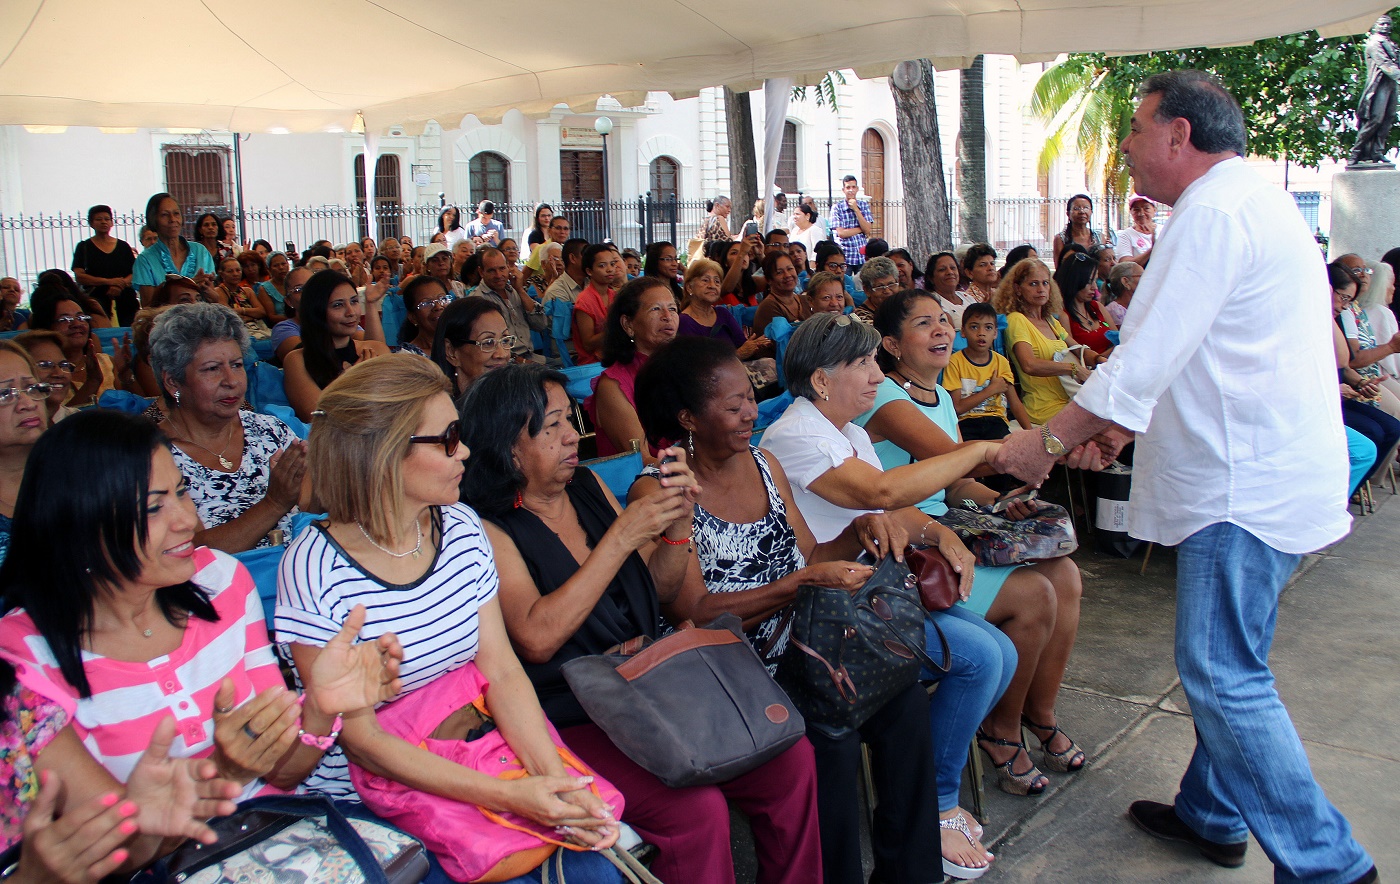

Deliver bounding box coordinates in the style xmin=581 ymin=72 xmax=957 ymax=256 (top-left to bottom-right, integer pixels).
xmin=1074 ymin=157 xmax=1349 ymax=553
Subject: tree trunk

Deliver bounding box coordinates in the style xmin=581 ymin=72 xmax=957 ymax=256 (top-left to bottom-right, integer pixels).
xmin=723 ymin=86 xmax=758 ymax=229
xmin=957 ymin=55 xmax=988 ymax=245
xmin=890 ymin=60 xmax=953 ymax=256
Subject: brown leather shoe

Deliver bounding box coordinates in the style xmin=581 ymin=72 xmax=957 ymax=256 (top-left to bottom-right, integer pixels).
xmin=1128 ymin=801 xmax=1247 ymax=868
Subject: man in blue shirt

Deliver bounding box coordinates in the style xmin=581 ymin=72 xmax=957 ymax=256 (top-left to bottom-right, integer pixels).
xmin=827 ymin=175 xmax=873 ymax=272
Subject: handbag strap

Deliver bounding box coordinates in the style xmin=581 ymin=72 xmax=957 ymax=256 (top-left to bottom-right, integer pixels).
xmin=859 ymin=590 xmax=951 ymax=675
xmin=789 ymin=637 xmax=858 ymax=704
xmin=474 ymin=745 xmax=603 ymax=853
xmin=601 ymin=846 xmax=666 ymax=884
xmin=759 ymin=609 xmax=793 ymax=659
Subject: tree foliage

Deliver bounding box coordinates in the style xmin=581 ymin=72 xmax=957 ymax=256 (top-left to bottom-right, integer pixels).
xmin=1035 ymin=10 xmax=1399 ymax=192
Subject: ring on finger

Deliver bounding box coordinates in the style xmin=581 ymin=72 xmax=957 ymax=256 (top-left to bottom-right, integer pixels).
xmin=242 ymin=723 xmax=261 ymax=740
xmin=214 ymin=705 xmax=234 ymax=715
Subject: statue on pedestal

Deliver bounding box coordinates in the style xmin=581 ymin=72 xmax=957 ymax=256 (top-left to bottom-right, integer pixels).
xmin=1351 ymin=15 xmax=1400 ymax=166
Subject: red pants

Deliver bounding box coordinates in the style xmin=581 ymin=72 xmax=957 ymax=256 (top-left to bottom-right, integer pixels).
xmin=559 ymin=723 xmax=823 ymax=884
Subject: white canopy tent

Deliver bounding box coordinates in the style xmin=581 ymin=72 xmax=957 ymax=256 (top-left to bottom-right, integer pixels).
xmin=0 ymin=0 xmax=1387 ymax=240
xmin=0 ymin=0 xmax=1389 ymax=134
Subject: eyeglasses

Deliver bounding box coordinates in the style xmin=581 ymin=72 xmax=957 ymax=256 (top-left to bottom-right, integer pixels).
xmin=470 ymin=334 xmax=517 ymax=353
xmin=288 ymin=284 xmax=305 ymax=294
xmin=410 ymin=419 xmax=462 ymax=457
xmin=35 ymin=360 xmax=76 ymax=374
xmin=870 ymin=281 xmax=899 ymax=293
xmin=824 ymin=262 xmax=848 ymax=272
xmin=818 ymin=313 xmax=854 ymax=345
xmin=0 ymin=383 xmax=53 ymax=405
xmin=414 ymin=295 xmax=456 ymax=312
xmin=55 ymin=314 xmax=92 ymax=325
xmin=1348 ymin=267 xmax=1374 ymax=278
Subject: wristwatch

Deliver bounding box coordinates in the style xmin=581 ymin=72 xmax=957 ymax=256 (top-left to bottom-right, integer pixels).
xmin=1041 ymin=426 xmax=1067 ymax=456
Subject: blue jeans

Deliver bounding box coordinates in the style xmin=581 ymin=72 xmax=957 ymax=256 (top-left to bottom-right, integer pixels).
xmin=922 ymin=605 xmax=1018 ymax=812
xmin=1172 ymin=523 xmax=1372 ymax=883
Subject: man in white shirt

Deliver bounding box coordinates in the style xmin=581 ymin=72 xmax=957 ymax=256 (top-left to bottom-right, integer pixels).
xmin=1113 ymin=195 xmax=1162 ymax=266
xmin=993 ymin=71 xmax=1375 ymax=884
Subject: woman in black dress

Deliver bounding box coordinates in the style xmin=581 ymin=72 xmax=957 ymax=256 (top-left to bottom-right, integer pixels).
xmin=71 ymin=205 xmax=137 ymax=325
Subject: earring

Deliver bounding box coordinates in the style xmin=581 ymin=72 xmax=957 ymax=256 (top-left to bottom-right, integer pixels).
xmin=822 ymin=393 xmax=830 ymax=401
xmin=173 ymin=390 xmax=181 ymax=407
xmin=687 ymin=432 xmax=695 ymax=460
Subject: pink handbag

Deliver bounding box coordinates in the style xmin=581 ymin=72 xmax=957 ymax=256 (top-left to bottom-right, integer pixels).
xmin=348 ymin=662 xmax=625 ymax=883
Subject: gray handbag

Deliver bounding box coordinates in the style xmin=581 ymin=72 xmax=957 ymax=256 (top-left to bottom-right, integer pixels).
xmin=561 ymin=613 xmax=806 ymax=787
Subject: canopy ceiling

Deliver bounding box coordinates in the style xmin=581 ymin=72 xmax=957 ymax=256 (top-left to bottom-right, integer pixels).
xmin=0 ymin=0 xmax=1390 ymax=133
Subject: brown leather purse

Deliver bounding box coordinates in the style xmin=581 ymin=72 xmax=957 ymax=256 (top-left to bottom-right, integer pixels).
xmin=906 ymin=544 xmax=960 ymax=611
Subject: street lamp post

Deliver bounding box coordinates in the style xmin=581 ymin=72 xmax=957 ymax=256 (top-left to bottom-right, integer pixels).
xmin=595 ymin=116 xmax=614 ymax=242
xmin=826 ymin=141 xmax=834 ymax=211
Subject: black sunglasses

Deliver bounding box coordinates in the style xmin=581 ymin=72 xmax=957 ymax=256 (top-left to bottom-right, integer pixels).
xmin=410 ymin=419 xmax=462 ymax=457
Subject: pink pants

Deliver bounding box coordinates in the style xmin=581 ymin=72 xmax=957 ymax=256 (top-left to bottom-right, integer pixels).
xmin=559 ymin=723 xmax=823 ymax=884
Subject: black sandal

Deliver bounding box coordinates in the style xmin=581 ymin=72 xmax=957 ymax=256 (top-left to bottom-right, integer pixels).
xmin=976 ymin=727 xmax=1048 ymax=796
xmin=1021 ymin=715 xmax=1086 ymax=772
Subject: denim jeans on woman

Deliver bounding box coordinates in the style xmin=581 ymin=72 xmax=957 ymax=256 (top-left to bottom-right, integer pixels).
xmin=922 ymin=605 xmax=1017 ymax=812
xmin=1172 ymin=523 xmax=1372 ymax=883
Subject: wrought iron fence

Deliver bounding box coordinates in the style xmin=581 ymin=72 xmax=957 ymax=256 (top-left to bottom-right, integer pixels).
xmin=0 ymin=193 xmax=1329 ymax=293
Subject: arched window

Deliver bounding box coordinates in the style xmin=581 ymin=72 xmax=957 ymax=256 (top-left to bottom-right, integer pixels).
xmin=469 ymin=152 xmax=511 ymax=206
xmin=650 ymin=156 xmax=679 ymax=201
xmin=777 ymin=121 xmax=798 ymax=194
xmin=355 ymin=153 xmax=403 ymax=240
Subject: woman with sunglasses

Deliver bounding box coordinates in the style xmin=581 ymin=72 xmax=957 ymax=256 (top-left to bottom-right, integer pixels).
xmin=0 ymin=342 xmax=49 ymax=566
xmin=283 ymin=270 xmax=390 ymax=421
xmin=12 ymin=331 xmax=79 ymax=424
xmin=397 ymin=275 xmax=454 ymax=357
xmin=431 ymin=297 xmax=512 ymax=401
xmin=278 ymin=355 xmax=626 ymax=883
xmin=26 ymin=284 xmax=135 ymax=407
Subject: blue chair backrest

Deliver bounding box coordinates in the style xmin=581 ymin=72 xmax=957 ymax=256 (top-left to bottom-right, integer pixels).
xmin=247 ymin=361 xmax=289 ymax=413
xmin=582 ymin=449 xmax=644 ymax=501
xmin=97 ymin=389 xmax=153 ymax=415
xmin=755 ymin=390 xmax=794 ymax=431
xmin=544 ymin=299 xmax=574 ymax=367
xmin=93 ymin=327 xmax=131 ymax=356
xmin=251 ymin=338 xmax=277 ymax=362
xmin=1105 ymin=330 xmax=1121 ymax=347
xmin=765 ymin=318 xmax=795 ymax=388
xmin=233 ymin=546 xmax=286 ymax=627
xmin=560 ymin=362 xmax=603 ymax=403
xmin=381 ymin=294 xmax=406 ymax=349
xmin=264 ymin=403 xmax=310 ymax=439
xmin=845 ymin=275 xmax=864 ymax=306
xmin=953 ymin=332 xmax=968 ymax=352
xmin=992 ymin=329 xmax=1007 ymax=357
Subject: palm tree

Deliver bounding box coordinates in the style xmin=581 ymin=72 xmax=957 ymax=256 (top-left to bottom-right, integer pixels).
xmin=1030 ymin=56 xmax=1136 ymax=224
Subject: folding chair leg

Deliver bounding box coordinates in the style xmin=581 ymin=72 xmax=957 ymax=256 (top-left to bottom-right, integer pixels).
xmin=1059 ymin=464 xmax=1082 ymax=535
xmin=965 ymin=738 xmax=989 ymax=825
xmin=1388 ymin=460 xmax=1397 ymax=495
xmin=1139 ymin=541 xmax=1155 ymax=576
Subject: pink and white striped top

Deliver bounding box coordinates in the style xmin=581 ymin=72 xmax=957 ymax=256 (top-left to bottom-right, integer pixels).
xmin=0 ymin=547 xmax=286 ymax=799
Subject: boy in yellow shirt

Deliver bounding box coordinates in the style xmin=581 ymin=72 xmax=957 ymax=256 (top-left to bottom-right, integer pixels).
xmin=942 ymin=303 xmax=1034 ymax=440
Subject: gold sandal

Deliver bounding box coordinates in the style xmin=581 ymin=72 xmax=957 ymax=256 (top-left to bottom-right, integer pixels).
xmin=1021 ymin=715 xmax=1086 ymax=773
xmin=976 ymin=728 xmax=1048 ymax=796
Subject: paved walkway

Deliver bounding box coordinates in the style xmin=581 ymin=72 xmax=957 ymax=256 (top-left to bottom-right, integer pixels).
xmin=970 ymin=492 xmax=1397 ymax=882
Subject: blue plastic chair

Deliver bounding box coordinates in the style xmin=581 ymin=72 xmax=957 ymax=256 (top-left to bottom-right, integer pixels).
xmin=755 ymin=390 xmax=794 ymax=431
xmin=264 ymin=403 xmax=310 ymax=439
xmin=247 ymin=361 xmax=289 ymax=413
xmin=233 ymin=546 xmax=286 ymax=627
xmin=251 ymin=338 xmax=276 ymax=362
xmin=1106 ymin=330 xmax=1121 ymax=347
xmin=544 ymin=299 xmax=575 ymax=366
xmin=381 ymin=294 xmax=407 ymax=349
xmin=953 ymin=332 xmax=968 ymax=352
xmin=765 ymin=318 xmax=796 ymax=388
xmin=93 ymin=327 xmax=131 ymax=355
xmin=561 ymin=362 xmax=604 ymax=403
xmin=97 ymin=389 xmax=153 ymax=414
xmin=581 ymin=446 xmax=644 ymax=501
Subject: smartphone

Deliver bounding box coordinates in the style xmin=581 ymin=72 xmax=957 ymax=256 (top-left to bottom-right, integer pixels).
xmin=989 ymin=489 xmax=1038 ymax=514
xmin=659 ymin=452 xmax=678 ymax=476
xmin=284 ymin=240 xmax=296 ymax=254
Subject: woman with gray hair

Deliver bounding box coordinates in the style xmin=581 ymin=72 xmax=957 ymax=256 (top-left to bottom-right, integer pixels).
xmin=1361 ymin=260 xmax=1400 ymax=380
xmin=1103 ymin=262 xmax=1143 ymax=326
xmin=148 ymin=302 xmax=305 ymax=552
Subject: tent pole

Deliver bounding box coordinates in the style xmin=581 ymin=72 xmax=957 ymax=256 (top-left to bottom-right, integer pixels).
xmin=233 ymin=133 xmax=247 ymax=244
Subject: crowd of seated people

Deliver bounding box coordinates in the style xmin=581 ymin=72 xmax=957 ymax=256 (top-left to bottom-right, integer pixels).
xmin=0 ymin=185 xmax=1389 ymax=884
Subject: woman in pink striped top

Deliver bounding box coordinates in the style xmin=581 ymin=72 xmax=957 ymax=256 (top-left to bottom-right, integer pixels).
xmin=0 ymin=410 xmax=403 ymax=805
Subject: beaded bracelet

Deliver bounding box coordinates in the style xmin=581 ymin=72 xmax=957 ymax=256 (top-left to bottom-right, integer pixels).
xmin=294 ymin=694 xmax=343 ymax=750
xmin=659 ymin=534 xmax=691 ymax=545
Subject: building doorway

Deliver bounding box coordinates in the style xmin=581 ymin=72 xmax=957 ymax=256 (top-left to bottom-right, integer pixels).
xmin=560 ymin=150 xmax=605 ymax=241
xmin=861 ymin=128 xmax=886 ymax=236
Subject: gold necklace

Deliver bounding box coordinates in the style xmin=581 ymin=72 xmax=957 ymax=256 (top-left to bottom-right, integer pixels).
xmin=173 ymin=413 xmax=238 ymax=470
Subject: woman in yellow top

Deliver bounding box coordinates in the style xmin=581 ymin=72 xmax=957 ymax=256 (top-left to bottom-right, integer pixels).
xmin=993 ymin=258 xmax=1088 ymax=425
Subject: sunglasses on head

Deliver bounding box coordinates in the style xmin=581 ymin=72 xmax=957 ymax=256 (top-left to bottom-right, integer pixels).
xmin=410 ymin=419 xmax=462 ymax=457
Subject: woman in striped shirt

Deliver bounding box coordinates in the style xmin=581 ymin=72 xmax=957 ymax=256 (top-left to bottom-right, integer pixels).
xmin=0 ymin=410 xmax=404 ymax=804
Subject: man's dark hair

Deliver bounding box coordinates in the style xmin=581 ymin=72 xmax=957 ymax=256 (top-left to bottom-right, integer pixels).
xmin=1139 ymin=70 xmax=1246 ymax=156
xmin=764 ymin=228 xmax=789 ymax=244
xmin=562 ymin=237 xmax=588 ymax=267
xmin=865 ymin=238 xmax=889 ymax=258
xmin=842 ymin=175 xmax=857 ymax=185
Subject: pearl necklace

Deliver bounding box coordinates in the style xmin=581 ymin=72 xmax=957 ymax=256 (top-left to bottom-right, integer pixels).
xmin=357 ymin=519 xmax=423 ymax=559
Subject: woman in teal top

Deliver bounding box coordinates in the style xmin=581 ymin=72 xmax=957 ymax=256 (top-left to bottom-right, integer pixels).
xmin=855 ymin=289 xmax=1089 ymax=800
xmin=132 ymin=193 xmax=216 ymax=307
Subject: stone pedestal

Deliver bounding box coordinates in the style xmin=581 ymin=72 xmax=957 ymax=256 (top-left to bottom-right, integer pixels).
xmin=1328 ymin=167 xmax=1400 ymax=261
